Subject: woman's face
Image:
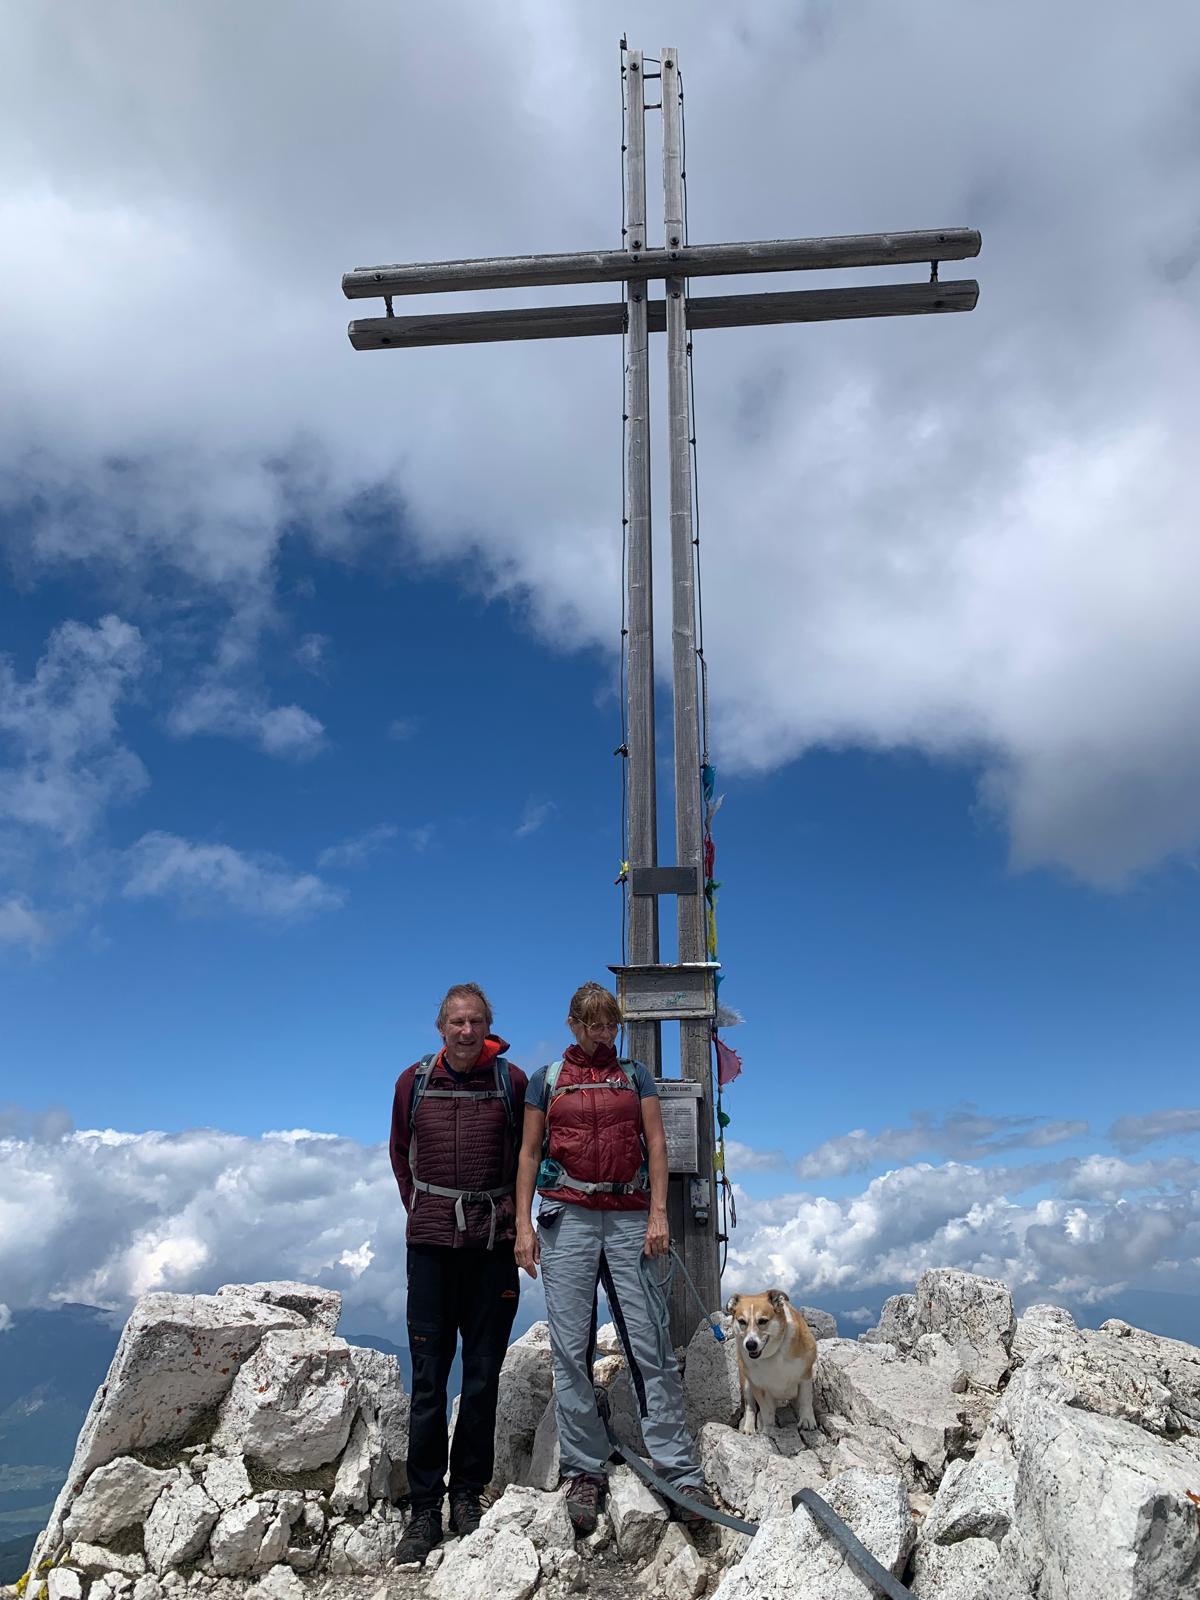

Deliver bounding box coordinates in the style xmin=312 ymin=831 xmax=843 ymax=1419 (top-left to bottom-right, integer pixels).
xmin=569 ymin=1014 xmax=619 ymax=1054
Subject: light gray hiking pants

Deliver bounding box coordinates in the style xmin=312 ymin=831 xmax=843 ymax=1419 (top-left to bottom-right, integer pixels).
xmin=538 ymin=1202 xmax=702 ymax=1486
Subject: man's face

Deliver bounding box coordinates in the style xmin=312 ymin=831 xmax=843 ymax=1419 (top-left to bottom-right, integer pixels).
xmin=440 ymin=998 xmax=488 ymax=1070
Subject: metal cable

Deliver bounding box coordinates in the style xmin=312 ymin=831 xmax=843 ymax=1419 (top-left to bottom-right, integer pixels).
xmin=679 ymin=70 xmax=710 ymax=765
xmin=614 ymin=39 xmax=645 ymax=1064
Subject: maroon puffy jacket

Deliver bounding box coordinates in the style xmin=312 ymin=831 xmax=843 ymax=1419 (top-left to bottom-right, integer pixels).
xmin=539 ymin=1044 xmax=650 ymax=1213
xmin=390 ymin=1036 xmax=527 ymax=1247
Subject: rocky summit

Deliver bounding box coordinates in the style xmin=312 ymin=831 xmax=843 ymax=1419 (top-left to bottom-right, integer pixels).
xmin=7 ymin=1270 xmax=1199 ymax=1600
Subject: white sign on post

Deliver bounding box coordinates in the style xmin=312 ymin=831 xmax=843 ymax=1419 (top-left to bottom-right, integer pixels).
xmin=656 ymin=1080 xmax=704 ymax=1173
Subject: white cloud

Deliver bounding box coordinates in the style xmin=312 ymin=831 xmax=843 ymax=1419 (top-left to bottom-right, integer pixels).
xmin=0 ymin=895 xmax=52 ymax=952
xmin=1 ymin=5 xmax=1198 ymax=883
xmin=169 ymin=683 xmax=325 ymax=761
xmin=386 ymin=719 xmax=416 ymax=742
xmin=317 ymin=824 xmax=398 ymax=871
xmin=339 ymin=1241 xmax=375 ymax=1279
xmin=0 ymin=1303 xmax=11 ymax=1332
xmin=0 ymin=616 xmax=146 ymax=844
xmin=516 ymin=800 xmax=555 ymax=839
xmin=0 ymin=1117 xmax=1196 ymax=1330
xmin=793 ymin=1112 xmax=1088 ymax=1180
xmin=123 ymin=831 xmax=343 ymax=921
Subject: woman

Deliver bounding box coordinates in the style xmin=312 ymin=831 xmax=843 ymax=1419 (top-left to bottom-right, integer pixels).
xmin=514 ymin=981 xmax=713 ymax=1535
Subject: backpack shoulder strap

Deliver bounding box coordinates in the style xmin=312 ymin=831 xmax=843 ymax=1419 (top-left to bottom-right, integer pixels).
xmin=544 ymin=1059 xmax=565 ymax=1100
xmin=410 ymin=1054 xmax=437 ymax=1123
xmin=617 ymin=1058 xmax=641 ymax=1088
xmin=494 ymin=1057 xmax=516 ymax=1132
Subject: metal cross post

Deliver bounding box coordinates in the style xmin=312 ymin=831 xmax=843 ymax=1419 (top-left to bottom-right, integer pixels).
xmin=342 ymin=44 xmax=980 ymax=1343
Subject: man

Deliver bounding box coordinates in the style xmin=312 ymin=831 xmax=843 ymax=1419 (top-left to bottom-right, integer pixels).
xmin=389 ymin=982 xmax=527 ymax=1565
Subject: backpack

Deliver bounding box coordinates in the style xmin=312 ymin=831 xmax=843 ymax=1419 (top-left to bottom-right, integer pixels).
xmin=410 ymin=1053 xmax=517 ymax=1131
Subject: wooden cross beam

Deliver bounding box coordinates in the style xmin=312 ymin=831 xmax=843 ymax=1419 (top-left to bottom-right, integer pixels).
xmin=341 ymin=44 xmax=980 ymax=1342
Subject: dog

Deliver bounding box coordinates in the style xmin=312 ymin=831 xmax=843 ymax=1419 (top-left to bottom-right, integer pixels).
xmin=726 ymin=1288 xmax=818 ymax=1435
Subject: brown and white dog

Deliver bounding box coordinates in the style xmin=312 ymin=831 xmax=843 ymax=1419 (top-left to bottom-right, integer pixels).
xmin=726 ymin=1289 xmax=818 ymax=1435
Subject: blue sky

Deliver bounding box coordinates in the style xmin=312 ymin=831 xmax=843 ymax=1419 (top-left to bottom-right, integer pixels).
xmin=2 ymin=1 xmax=1200 ymax=1339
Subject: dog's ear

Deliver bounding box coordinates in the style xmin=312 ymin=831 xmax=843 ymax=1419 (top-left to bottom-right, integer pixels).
xmin=724 ymin=1294 xmax=742 ymax=1316
xmin=768 ymin=1288 xmax=791 ymax=1310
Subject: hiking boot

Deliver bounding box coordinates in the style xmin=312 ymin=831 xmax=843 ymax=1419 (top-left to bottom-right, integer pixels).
xmin=563 ymin=1471 xmax=605 ymax=1536
xmin=449 ymin=1491 xmax=483 ymax=1537
xmin=673 ymin=1484 xmax=718 ymax=1526
xmin=395 ymin=1507 xmax=442 ymax=1565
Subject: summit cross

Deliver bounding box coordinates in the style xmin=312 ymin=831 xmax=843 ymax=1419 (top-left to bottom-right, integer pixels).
xmin=341 ymin=43 xmax=981 ymax=1341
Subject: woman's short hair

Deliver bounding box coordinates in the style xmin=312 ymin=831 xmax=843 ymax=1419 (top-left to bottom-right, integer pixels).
xmin=567 ymin=981 xmax=621 ymax=1029
xmin=436 ymin=982 xmax=494 ymax=1031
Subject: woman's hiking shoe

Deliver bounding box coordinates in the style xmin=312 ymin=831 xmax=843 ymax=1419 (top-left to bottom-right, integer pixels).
xmin=395 ymin=1508 xmax=442 ymax=1565
xmin=674 ymin=1484 xmax=718 ymax=1525
xmin=449 ymin=1492 xmax=483 ymax=1537
xmin=564 ymin=1472 xmax=605 ymax=1535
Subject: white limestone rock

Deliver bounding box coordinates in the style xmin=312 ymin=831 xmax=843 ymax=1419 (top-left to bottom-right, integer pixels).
xmin=638 ymin=1523 xmax=708 ymax=1600
xmin=699 ymin=1422 xmax=824 ymax=1523
xmin=683 ymin=1315 xmax=741 ymax=1434
xmin=594 ymin=1322 xmax=622 ymax=1355
xmin=70 ymin=1542 xmax=148 ymax=1578
xmin=985 ymin=1365 xmax=1200 ymax=1598
xmin=1018 ymin=1315 xmax=1200 ymax=1438
xmin=326 ymin=1516 xmax=402 ymax=1575
xmin=330 ymin=1412 xmax=372 ymax=1514
xmin=711 ymin=1468 xmax=914 ymax=1600
xmin=131 ymin=1579 xmax=164 ymax=1600
xmin=479 ymin=1483 xmax=576 ymax=1550
xmin=1010 ymin=1302 xmax=1077 ymax=1365
xmin=347 ymin=1344 xmax=409 ymax=1502
xmin=914 ymin=1269 xmax=1015 ymax=1392
xmin=814 ymin=1338 xmax=967 ymax=1483
xmin=33 ymin=1292 xmax=303 ymax=1567
xmin=208 ymin=1496 xmax=297 ymax=1578
xmin=528 ymin=1397 xmax=560 ymax=1490
xmin=921 ymin=1455 xmax=1014 ymax=1545
xmin=492 ymin=1322 xmax=556 ymax=1490
xmin=911 ymin=1536 xmax=1014 ymax=1598
xmin=197 ymin=1455 xmax=252 ymax=1513
xmin=63 ymin=1456 xmax=177 ymax=1543
xmin=212 ymin=1328 xmax=357 ymax=1471
xmin=798 ymin=1307 xmax=838 ymax=1341
xmin=606 ymin=1464 xmax=668 ymax=1561
xmin=861 ymin=1294 xmax=916 ymax=1351
xmin=246 ymin=1565 xmax=307 ymax=1600
xmin=593 ymin=1353 xmax=647 ymax=1456
xmin=144 ymin=1477 xmax=220 ymax=1574
xmin=427 ymin=1525 xmax=540 ymax=1600
xmin=218 ymin=1282 xmax=341 ymax=1335
xmin=46 ymin=1571 xmax=84 ymax=1600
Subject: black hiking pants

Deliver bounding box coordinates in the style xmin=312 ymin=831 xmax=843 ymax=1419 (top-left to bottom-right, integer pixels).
xmin=405 ymin=1241 xmax=520 ymax=1512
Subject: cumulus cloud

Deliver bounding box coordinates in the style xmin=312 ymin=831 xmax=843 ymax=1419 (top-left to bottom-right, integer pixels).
xmin=793 ymin=1111 xmax=1088 ymax=1180
xmin=0 ymin=616 xmax=146 ymax=844
xmin=727 ymin=1158 xmax=1200 ymax=1305
xmin=124 ymin=831 xmax=343 ymax=920
xmin=0 ymin=1304 xmax=12 ymax=1333
xmin=317 ymin=824 xmax=398 ymax=871
xmin=1109 ymin=1108 xmax=1200 ymax=1153
xmin=0 ymin=1126 xmax=409 ymax=1327
xmin=1 ymin=1116 xmax=1196 ymax=1328
xmin=1 ymin=4 xmax=1199 ymax=884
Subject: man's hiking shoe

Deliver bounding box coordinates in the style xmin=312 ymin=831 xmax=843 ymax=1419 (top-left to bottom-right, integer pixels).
xmin=395 ymin=1508 xmax=442 ymax=1565
xmin=674 ymin=1484 xmax=718 ymax=1525
xmin=449 ymin=1492 xmax=483 ymax=1537
xmin=564 ymin=1471 xmax=605 ymax=1536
